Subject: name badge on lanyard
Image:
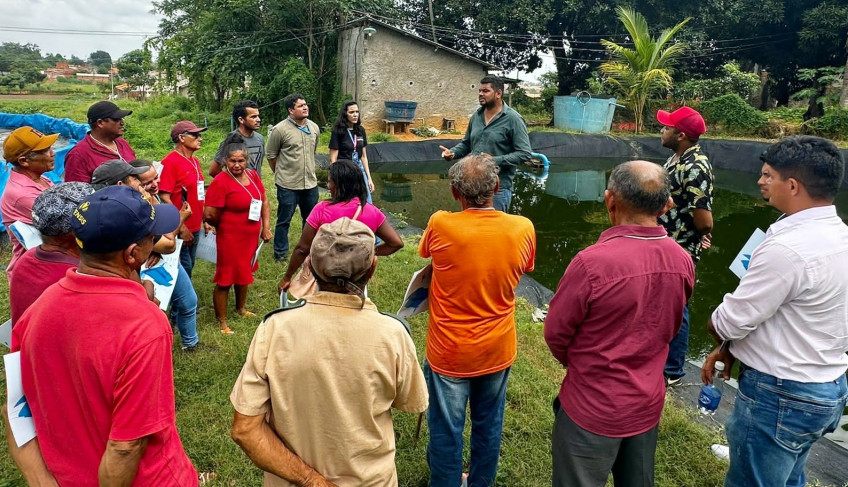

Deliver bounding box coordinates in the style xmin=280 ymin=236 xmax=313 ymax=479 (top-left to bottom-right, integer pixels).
xmin=197 ymin=180 xmax=206 ymax=201
xmin=248 ymin=198 xmax=262 ymax=221
xmin=348 ymin=130 xmax=361 ymax=164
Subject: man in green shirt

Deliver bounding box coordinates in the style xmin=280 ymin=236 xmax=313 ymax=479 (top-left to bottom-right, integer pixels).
xmin=440 ymin=75 xmax=533 ymax=212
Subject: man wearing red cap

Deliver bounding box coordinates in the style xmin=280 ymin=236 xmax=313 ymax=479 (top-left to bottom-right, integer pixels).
xmin=655 ymin=106 xmax=714 ymax=386
xmin=159 ymin=120 xmax=209 ymax=277
xmin=64 ymin=101 xmax=136 ymax=182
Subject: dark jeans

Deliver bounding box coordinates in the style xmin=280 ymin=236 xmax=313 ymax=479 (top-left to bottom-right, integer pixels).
xmin=274 ymin=185 xmax=319 ymax=260
xmin=552 ymin=405 xmax=657 ymax=487
xmin=664 ymin=303 xmax=690 ymax=380
xmin=179 ymin=231 xmax=201 ymax=277
xmin=424 ymin=361 xmax=510 ymax=487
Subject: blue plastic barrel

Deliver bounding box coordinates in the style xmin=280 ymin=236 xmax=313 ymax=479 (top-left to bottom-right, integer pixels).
xmin=553 ymin=95 xmax=620 ymax=133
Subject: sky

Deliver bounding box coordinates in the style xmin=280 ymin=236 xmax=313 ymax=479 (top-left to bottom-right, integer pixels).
xmin=1 ymin=0 xmax=553 ymax=82
xmin=0 ymin=0 xmax=160 ymax=61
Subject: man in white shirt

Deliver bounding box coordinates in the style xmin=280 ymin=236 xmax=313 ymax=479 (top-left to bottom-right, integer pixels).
xmin=702 ymin=135 xmax=848 ymax=487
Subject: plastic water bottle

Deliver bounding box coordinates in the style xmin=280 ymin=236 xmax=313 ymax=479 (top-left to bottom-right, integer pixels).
xmin=698 ymin=361 xmax=725 ymax=415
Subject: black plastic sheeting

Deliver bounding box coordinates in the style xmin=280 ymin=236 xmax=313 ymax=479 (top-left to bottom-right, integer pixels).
xmin=367 ymin=133 xmax=848 ymax=187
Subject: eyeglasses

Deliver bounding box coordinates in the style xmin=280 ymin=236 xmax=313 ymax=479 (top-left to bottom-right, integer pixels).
xmin=182 ymin=132 xmax=203 ymax=138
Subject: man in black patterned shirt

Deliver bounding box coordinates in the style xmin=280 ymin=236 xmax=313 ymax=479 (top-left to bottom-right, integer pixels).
xmin=656 ymin=106 xmax=714 ymax=386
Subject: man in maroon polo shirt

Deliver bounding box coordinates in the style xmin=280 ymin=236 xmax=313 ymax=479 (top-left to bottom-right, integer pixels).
xmin=10 ymin=186 xmax=198 ymax=486
xmin=9 ymin=182 xmax=93 ymax=326
xmin=544 ymin=160 xmax=695 ymax=487
xmin=64 ymin=101 xmax=136 ymax=182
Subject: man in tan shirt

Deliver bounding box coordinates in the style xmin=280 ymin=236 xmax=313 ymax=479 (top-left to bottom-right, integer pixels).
xmin=266 ymin=93 xmax=320 ymax=261
xmin=230 ymin=218 xmax=428 ymax=486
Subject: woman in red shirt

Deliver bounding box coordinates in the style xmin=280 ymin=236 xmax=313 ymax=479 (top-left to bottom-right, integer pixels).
xmin=203 ymin=133 xmax=272 ymax=334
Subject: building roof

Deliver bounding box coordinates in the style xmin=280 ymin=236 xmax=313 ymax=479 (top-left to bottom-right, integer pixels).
xmin=347 ymin=16 xmax=502 ymax=71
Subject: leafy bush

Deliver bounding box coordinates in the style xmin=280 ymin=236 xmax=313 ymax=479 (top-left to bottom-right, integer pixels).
xmin=807 ymin=108 xmax=848 ymax=139
xmin=674 ymin=62 xmax=760 ymax=102
xmin=368 ymin=132 xmax=397 ymax=143
xmin=767 ymin=107 xmax=806 ymax=123
xmin=699 ymin=94 xmax=768 ymax=133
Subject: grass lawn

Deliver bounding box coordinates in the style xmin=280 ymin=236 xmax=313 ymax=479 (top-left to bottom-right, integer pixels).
xmin=0 ymin=96 xmax=731 ymax=486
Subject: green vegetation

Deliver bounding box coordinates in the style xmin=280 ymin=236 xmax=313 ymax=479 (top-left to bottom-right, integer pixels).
xmin=675 ymin=63 xmax=761 ymax=103
xmin=600 ymin=7 xmax=690 ymax=133
xmin=699 ymin=94 xmax=769 ymax=135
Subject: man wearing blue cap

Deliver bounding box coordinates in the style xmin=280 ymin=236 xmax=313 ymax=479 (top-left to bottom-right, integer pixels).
xmin=10 ymin=186 xmax=200 ymax=486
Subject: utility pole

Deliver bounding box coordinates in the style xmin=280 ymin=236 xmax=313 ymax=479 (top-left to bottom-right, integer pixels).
xmin=428 ymin=0 xmax=437 ymax=43
xmin=110 ymin=62 xmax=114 ymax=99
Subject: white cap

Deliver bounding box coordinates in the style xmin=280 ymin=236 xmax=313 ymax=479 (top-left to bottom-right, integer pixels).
xmin=715 ymin=361 xmax=725 ymax=372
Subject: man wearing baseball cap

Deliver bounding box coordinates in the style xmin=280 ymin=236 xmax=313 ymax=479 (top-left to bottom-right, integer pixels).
xmin=159 ymin=120 xmax=208 ymax=277
xmin=9 ymin=182 xmax=94 ymax=326
xmin=90 ymin=159 xmax=150 ymax=190
xmin=231 ymin=218 xmax=428 ymax=486
xmin=655 ymin=106 xmax=714 ymax=386
xmin=11 ymin=185 xmax=200 ymax=486
xmin=1 ymin=126 xmax=58 ymax=276
xmin=64 ymin=100 xmax=136 ymax=183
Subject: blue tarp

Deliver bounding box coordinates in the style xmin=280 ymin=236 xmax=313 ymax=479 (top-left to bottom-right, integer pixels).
xmin=0 ymin=112 xmax=89 ymax=232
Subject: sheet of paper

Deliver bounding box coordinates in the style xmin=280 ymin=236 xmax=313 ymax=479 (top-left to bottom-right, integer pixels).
xmin=0 ymin=319 xmax=11 ymax=349
xmin=140 ymin=239 xmax=183 ymax=310
xmin=195 ymin=231 xmax=217 ymax=264
xmin=397 ymin=264 xmax=432 ymax=319
xmin=252 ymin=240 xmax=264 ymax=268
xmin=9 ymin=221 xmax=42 ymax=250
xmin=729 ymin=228 xmax=767 ymax=279
xmin=4 ymin=352 xmax=37 ymax=447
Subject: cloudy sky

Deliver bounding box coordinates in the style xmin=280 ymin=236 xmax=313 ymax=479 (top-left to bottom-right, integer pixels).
xmin=0 ymin=0 xmax=160 ymax=61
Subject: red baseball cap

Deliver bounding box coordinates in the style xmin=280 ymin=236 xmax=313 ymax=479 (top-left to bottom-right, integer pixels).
xmin=170 ymin=120 xmax=208 ymax=142
xmin=656 ymin=106 xmax=706 ymax=139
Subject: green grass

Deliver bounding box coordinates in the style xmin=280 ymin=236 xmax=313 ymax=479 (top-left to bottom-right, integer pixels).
xmin=0 ymin=97 xmax=732 ymax=486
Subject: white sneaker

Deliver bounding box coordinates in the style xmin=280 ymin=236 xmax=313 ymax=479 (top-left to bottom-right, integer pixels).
xmin=711 ymin=444 xmax=730 ymax=461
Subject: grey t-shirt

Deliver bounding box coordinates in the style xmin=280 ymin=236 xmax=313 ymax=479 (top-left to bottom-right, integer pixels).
xmin=215 ymin=129 xmax=266 ymax=175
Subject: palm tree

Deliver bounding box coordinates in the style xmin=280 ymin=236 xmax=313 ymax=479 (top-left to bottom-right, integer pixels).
xmin=600 ymin=7 xmax=690 ymax=133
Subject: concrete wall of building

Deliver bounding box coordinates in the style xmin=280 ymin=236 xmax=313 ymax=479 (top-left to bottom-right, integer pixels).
xmin=339 ymin=26 xmax=487 ymax=135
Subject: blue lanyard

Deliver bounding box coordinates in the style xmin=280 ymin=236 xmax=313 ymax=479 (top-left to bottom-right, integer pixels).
xmin=347 ymin=129 xmax=358 ymax=149
xmin=288 ymin=117 xmax=311 ymax=135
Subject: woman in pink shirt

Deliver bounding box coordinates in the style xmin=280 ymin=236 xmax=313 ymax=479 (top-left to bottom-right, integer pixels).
xmin=1 ymin=126 xmax=57 ymax=276
xmin=277 ymin=159 xmax=403 ymax=292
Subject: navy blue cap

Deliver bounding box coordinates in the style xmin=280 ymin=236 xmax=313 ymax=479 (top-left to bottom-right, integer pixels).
xmin=71 ymin=185 xmax=180 ymax=253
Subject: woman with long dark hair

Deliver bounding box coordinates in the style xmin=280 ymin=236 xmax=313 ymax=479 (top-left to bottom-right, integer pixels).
xmin=278 ymin=159 xmax=403 ymax=293
xmin=329 ymin=100 xmax=373 ymax=202
xmin=204 ymin=133 xmax=272 ymax=334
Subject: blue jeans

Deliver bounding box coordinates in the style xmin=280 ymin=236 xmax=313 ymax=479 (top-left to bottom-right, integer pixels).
xmin=664 ymin=304 xmax=690 ymax=379
xmin=493 ymin=188 xmax=512 ymax=213
xmin=354 ymin=159 xmax=372 ymax=203
xmin=725 ymin=363 xmax=848 ymax=487
xmin=274 ymin=185 xmax=319 ymax=260
xmin=179 ymin=231 xmax=201 ymax=277
xmin=170 ymin=263 xmax=199 ymax=348
xmin=424 ymin=361 xmax=510 ymax=487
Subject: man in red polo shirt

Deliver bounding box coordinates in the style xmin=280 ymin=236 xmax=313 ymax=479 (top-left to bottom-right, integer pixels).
xmin=64 ymin=101 xmax=136 ymax=182
xmin=545 ymin=160 xmax=694 ymax=487
xmin=159 ymin=120 xmax=208 ymax=276
xmin=10 ymin=186 xmax=198 ymax=486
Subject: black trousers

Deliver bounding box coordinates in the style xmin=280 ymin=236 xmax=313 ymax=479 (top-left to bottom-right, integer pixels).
xmin=551 ymin=405 xmax=658 ymax=487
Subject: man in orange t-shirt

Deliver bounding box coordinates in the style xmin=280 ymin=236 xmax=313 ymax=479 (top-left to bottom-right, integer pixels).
xmin=419 ymin=154 xmax=536 ymax=487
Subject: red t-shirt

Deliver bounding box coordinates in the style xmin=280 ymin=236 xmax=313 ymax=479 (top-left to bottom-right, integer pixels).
xmin=9 ymin=247 xmax=78 ymax=326
xmin=64 ymin=133 xmax=136 ymax=183
xmin=12 ymin=270 xmax=198 ymax=487
xmin=544 ymin=225 xmax=695 ymax=437
xmin=159 ymin=151 xmax=205 ymax=232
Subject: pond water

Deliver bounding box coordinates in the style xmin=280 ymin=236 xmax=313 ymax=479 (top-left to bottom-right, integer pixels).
xmin=369 ymin=157 xmax=848 ymax=361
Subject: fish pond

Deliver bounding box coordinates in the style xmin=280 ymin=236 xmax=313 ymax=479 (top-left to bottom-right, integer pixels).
xmin=368 ymin=157 xmax=848 ymax=361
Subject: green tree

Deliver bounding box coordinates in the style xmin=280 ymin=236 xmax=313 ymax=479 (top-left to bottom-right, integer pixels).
xmin=89 ymin=50 xmax=112 ymax=70
xmin=600 ymin=7 xmax=689 ymax=132
xmin=117 ymin=49 xmax=155 ymax=99
xmin=0 ymin=42 xmax=42 ymax=72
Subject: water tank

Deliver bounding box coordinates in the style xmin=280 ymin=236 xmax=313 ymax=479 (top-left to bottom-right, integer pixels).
xmin=553 ymin=95 xmax=620 ymax=133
